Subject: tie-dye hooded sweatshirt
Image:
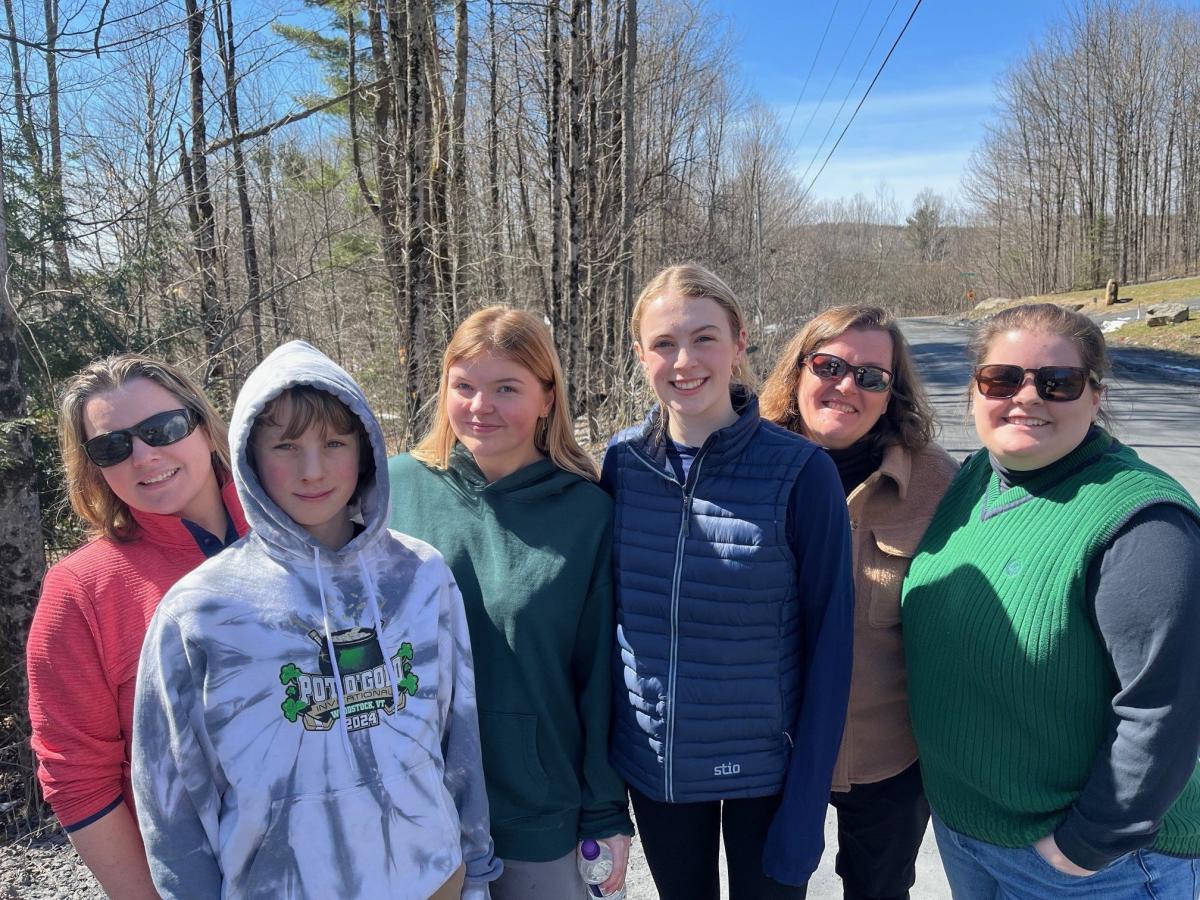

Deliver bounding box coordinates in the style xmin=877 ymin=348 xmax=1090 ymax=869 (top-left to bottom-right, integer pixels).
xmin=132 ymin=341 xmax=499 ymax=899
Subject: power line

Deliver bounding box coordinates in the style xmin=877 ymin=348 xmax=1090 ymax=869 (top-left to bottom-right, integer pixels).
xmin=796 ymin=0 xmax=902 ymax=189
xmin=790 ymin=0 xmax=875 ymax=153
xmin=801 ymin=0 xmax=924 ymax=202
xmin=781 ymin=1 xmax=840 ymax=138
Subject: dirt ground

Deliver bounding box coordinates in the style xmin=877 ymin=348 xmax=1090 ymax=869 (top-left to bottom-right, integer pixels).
xmin=1 ymin=807 xmax=954 ymax=899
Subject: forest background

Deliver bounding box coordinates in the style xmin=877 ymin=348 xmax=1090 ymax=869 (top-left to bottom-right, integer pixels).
xmin=3 ymin=0 xmax=1200 ymax=835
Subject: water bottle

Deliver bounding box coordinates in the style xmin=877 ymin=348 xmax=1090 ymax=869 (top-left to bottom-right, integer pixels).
xmin=578 ymin=839 xmax=625 ymax=899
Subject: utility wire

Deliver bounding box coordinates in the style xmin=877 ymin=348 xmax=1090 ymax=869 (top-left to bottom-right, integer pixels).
xmin=790 ymin=0 xmax=875 ymax=153
xmin=801 ymin=0 xmax=924 ymax=202
xmin=796 ymin=0 xmax=902 ymax=189
xmin=782 ymin=0 xmax=840 ymax=137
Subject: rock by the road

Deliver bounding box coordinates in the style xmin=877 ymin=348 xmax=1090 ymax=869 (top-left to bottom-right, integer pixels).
xmin=1147 ymin=303 xmax=1190 ymax=326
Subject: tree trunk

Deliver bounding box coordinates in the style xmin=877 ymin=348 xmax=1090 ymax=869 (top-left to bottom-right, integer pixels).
xmin=403 ymin=0 xmax=434 ymax=439
xmin=362 ymin=0 xmax=414 ymax=434
xmin=546 ymin=0 xmax=564 ymax=333
xmin=449 ymin=0 xmax=469 ymax=324
xmin=3 ymin=0 xmax=42 ymax=177
xmin=41 ymin=0 xmax=71 ymax=281
xmin=513 ymin=58 xmax=548 ymax=310
xmin=213 ymin=0 xmax=264 ymax=363
xmin=487 ymin=0 xmax=503 ymax=267
xmin=0 ymin=129 xmax=47 ymax=822
xmin=257 ymin=143 xmax=286 ymax=340
xmin=619 ymin=0 xmax=637 ymax=335
xmin=183 ymin=0 xmax=226 ymax=395
xmin=565 ymin=0 xmax=585 ymax=414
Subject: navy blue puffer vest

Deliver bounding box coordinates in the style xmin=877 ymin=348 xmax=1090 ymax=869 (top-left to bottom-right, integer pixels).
xmin=605 ymin=396 xmax=819 ymax=802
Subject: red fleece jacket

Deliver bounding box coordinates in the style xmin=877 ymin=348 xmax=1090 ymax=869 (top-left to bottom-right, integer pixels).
xmin=26 ymin=480 xmax=247 ymax=829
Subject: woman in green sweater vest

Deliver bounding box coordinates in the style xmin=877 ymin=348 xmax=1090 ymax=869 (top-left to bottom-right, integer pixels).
xmin=901 ymin=304 xmax=1200 ymax=899
xmin=388 ymin=307 xmax=634 ymax=899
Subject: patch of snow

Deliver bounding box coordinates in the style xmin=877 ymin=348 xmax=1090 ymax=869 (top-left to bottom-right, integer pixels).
xmin=1101 ymin=317 xmax=1131 ymax=334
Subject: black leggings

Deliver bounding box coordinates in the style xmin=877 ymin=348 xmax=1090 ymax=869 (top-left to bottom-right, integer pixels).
xmin=629 ymin=787 xmax=809 ymax=900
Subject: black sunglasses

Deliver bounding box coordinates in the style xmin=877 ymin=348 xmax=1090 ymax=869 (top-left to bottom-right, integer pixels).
xmin=802 ymin=352 xmax=893 ymax=392
xmin=84 ymin=408 xmax=201 ymax=467
xmin=973 ymin=365 xmax=1098 ymax=402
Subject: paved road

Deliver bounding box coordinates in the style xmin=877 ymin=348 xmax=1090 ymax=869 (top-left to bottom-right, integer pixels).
xmin=623 ymin=317 xmax=1200 ymax=899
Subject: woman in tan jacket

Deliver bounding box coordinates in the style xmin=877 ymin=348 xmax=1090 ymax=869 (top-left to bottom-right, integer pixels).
xmin=761 ymin=305 xmax=957 ymax=900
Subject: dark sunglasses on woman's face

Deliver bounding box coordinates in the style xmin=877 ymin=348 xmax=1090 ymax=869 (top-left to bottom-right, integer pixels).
xmin=84 ymin=408 xmax=201 ymax=467
xmin=973 ymin=365 xmax=1098 ymax=402
xmin=802 ymin=352 xmax=893 ymax=392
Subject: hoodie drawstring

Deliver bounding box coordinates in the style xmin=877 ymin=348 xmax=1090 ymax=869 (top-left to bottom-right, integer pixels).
xmin=356 ymin=553 xmax=401 ymax=716
xmin=313 ymin=545 xmax=354 ymax=758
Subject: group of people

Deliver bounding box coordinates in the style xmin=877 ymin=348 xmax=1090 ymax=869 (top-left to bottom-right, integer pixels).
xmin=25 ymin=262 xmax=1200 ymax=900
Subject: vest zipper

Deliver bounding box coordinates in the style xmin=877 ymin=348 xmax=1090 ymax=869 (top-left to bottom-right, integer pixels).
xmin=627 ymin=443 xmax=710 ymax=802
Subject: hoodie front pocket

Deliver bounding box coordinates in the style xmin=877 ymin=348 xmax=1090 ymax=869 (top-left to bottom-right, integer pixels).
xmin=479 ymin=712 xmax=552 ymax=824
xmin=239 ymin=760 xmax=460 ymax=900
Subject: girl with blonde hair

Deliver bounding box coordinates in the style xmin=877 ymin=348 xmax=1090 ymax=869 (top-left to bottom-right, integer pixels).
xmin=27 ymin=354 xmax=247 ymax=898
xmin=603 ymin=265 xmax=854 ymax=898
xmin=389 ymin=306 xmax=634 ymax=898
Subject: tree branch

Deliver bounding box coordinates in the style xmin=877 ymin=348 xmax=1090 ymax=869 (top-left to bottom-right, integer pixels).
xmin=205 ymin=76 xmax=389 ymax=153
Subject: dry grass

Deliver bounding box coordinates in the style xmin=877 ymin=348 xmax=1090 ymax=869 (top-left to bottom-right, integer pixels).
xmin=968 ymin=276 xmax=1200 ymax=357
xmin=1107 ymin=315 xmax=1200 ymax=354
xmin=1022 ymin=274 xmax=1200 ymax=310
xmin=971 ymin=275 xmax=1200 ymax=318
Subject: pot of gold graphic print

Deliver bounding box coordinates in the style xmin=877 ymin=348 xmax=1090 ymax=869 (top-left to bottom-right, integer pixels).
xmin=297 ymin=627 xmax=399 ymax=731
xmin=310 ymin=626 xmax=385 ymax=675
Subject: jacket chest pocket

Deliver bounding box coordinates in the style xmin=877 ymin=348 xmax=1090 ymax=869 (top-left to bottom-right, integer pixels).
xmin=864 ymin=521 xmax=927 ymax=627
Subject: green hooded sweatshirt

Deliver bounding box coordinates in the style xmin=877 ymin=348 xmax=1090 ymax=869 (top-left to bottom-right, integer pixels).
xmin=387 ymin=449 xmax=633 ymax=861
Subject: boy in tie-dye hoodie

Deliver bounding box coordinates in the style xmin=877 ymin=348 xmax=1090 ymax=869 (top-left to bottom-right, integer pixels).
xmin=132 ymin=341 xmax=499 ymax=899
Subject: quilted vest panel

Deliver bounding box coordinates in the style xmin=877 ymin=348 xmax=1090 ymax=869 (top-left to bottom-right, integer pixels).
xmin=609 ymin=409 xmax=816 ymax=802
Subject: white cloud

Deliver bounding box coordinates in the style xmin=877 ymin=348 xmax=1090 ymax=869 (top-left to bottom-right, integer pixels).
xmin=774 ymin=82 xmax=997 ymax=132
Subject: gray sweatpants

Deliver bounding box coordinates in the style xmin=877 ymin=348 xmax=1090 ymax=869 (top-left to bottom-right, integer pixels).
xmin=490 ymin=850 xmax=589 ymax=900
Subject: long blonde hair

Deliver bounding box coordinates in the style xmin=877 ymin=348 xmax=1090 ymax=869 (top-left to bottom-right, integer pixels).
xmin=58 ymin=354 xmax=231 ymax=542
xmin=631 ymin=263 xmax=756 ymax=389
xmin=760 ymin=304 xmax=936 ymax=451
xmin=413 ymin=306 xmax=598 ymax=481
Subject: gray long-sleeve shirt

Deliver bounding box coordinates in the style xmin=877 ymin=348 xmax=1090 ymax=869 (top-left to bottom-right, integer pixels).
xmin=994 ymin=454 xmax=1200 ymax=870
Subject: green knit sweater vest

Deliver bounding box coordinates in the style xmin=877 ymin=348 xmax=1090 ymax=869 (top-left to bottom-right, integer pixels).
xmin=901 ymin=430 xmax=1200 ymax=854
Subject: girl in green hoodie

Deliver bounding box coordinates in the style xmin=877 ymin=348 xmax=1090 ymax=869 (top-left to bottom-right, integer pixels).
xmin=388 ymin=307 xmax=634 ymax=899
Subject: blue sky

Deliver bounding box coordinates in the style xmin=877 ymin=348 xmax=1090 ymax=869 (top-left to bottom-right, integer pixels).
xmin=705 ymin=0 xmax=1075 ymax=214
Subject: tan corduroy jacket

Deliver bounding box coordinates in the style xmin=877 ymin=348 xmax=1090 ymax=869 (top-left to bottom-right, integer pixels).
xmin=830 ymin=441 xmax=958 ymax=792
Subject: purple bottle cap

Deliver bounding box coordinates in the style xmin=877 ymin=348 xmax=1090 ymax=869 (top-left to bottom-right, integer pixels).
xmin=580 ymin=839 xmax=601 ymax=860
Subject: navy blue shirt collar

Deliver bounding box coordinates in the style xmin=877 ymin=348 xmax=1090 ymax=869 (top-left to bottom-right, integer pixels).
xmin=181 ymin=508 xmax=239 ymax=558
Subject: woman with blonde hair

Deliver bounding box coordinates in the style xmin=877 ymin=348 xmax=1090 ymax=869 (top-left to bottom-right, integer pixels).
xmin=388 ymin=306 xmax=634 ymax=898
xmin=26 ymin=354 xmax=247 ymax=898
xmin=760 ymin=305 xmax=957 ymax=900
xmin=603 ymin=264 xmax=854 ymax=898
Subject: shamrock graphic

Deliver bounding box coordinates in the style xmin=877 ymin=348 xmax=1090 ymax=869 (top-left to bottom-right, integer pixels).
xmin=279 ymin=663 xmax=309 ymax=722
xmin=392 ymin=642 xmax=419 ymax=695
